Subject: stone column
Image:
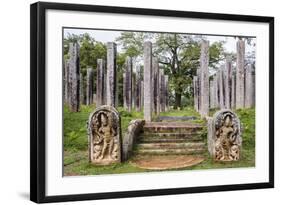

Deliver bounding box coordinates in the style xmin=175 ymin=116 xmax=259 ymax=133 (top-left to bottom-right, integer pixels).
xmin=236 ymin=39 xmax=245 ymax=109
xmin=124 ymin=56 xmax=133 ymax=111
xmin=79 ymin=73 xmax=84 ymax=105
xmin=213 ymin=74 xmax=219 ymax=108
xmin=196 ymin=68 xmax=201 ymax=112
xmin=231 ymin=73 xmax=236 ymax=109
xmin=245 ymin=64 xmax=255 ymax=108
xmin=141 ymin=80 xmax=144 ymax=110
xmin=159 ymin=69 xmax=165 ymax=112
xmin=164 ymin=75 xmax=169 ymax=111
xmin=224 ymin=57 xmax=232 ymax=109
xmin=68 ymin=42 xmax=80 ymax=112
xmin=143 ymin=41 xmax=153 ymax=121
xmin=123 ymin=73 xmax=126 ymax=108
xmin=209 ymin=80 xmax=215 ymax=109
xmin=64 ymin=59 xmax=69 ymax=104
xmin=193 ymin=76 xmax=199 ymax=111
xmin=218 ymin=66 xmax=225 ymax=109
xmin=199 ymin=40 xmax=209 ymax=117
xmin=132 ymin=72 xmax=135 ymax=110
xmin=135 ymin=65 xmax=142 ymax=112
xmin=106 ymin=42 xmax=117 ymax=107
xmin=153 ymin=58 xmax=160 ymax=115
xmin=86 ymin=67 xmax=94 ymax=105
xmin=96 ymin=59 xmax=105 ymax=107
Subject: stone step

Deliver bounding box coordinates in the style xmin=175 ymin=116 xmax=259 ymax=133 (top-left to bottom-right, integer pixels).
xmin=137 ymin=142 xmax=205 ymax=149
xmin=144 ymin=122 xmax=204 ymax=127
xmin=155 ymin=116 xmax=197 ymax=122
xmin=135 ymin=148 xmax=206 ymax=155
xmin=138 ymin=132 xmax=203 ymax=143
xmin=143 ymin=125 xmax=202 ymax=134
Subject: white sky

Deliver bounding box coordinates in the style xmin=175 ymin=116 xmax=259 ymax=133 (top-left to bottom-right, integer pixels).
xmin=64 ymin=28 xmax=256 ymax=54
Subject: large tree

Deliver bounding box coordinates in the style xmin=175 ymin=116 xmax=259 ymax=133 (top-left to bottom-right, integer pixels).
xmin=116 ymin=32 xmax=224 ymax=108
xmin=64 ymin=33 xmax=106 ymax=76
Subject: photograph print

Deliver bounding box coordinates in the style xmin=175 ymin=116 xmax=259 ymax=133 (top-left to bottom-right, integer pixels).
xmin=63 ymin=28 xmax=256 ymax=176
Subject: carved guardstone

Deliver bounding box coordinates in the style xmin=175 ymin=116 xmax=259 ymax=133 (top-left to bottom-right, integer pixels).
xmin=208 ymin=110 xmax=242 ymax=161
xmin=88 ymin=105 xmax=122 ymax=165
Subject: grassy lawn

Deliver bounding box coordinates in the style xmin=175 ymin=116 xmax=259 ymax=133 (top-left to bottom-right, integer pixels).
xmin=63 ymin=105 xmax=255 ymax=176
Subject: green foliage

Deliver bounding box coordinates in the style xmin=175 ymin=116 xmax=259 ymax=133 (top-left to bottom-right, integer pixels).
xmin=64 ymin=106 xmax=255 ymax=175
xmin=64 ymin=33 xmax=107 ymax=92
xmin=116 ymin=32 xmax=225 ymax=108
xmin=190 ymin=108 xmax=255 ymax=170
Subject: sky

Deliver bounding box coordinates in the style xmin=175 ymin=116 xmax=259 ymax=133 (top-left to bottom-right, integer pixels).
xmin=64 ymin=28 xmax=256 ymax=54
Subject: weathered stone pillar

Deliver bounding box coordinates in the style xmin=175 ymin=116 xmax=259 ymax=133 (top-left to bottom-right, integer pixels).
xmin=213 ymin=74 xmax=219 ymax=108
xmin=141 ymin=80 xmax=144 ymax=110
xmin=106 ymin=42 xmax=117 ymax=107
xmin=231 ymin=73 xmax=236 ymax=109
xmin=86 ymin=67 xmax=94 ymax=105
xmin=236 ymin=39 xmax=245 ymax=108
xmin=79 ymin=73 xmax=84 ymax=105
xmin=245 ymin=64 xmax=255 ymax=108
xmin=159 ymin=68 xmax=165 ymax=112
xmin=164 ymin=75 xmax=169 ymax=111
xmin=124 ymin=56 xmax=133 ymax=111
xmin=143 ymin=41 xmax=153 ymax=121
xmin=123 ymin=73 xmax=126 ymax=108
xmin=193 ymin=76 xmax=199 ymax=111
xmin=132 ymin=72 xmax=135 ymax=110
xmin=224 ymin=57 xmax=232 ymax=109
xmin=209 ymin=80 xmax=215 ymax=109
xmin=199 ymin=40 xmax=209 ymax=117
xmin=68 ymin=42 xmax=80 ymax=112
xmin=218 ymin=67 xmax=225 ymax=109
xmin=64 ymin=59 xmax=69 ymax=104
xmin=135 ymin=65 xmax=142 ymax=112
xmin=153 ymin=58 xmax=160 ymax=115
xmin=96 ymin=59 xmax=105 ymax=107
xmin=196 ymin=68 xmax=201 ymax=112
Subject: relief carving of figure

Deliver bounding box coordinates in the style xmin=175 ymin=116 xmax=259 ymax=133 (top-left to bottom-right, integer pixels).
xmin=213 ymin=110 xmax=242 ymax=161
xmin=88 ymin=106 xmax=121 ymax=164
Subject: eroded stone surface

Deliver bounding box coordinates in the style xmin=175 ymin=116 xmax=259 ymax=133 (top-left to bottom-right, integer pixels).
xmin=88 ymin=105 xmax=121 ymax=165
xmin=122 ymin=119 xmax=145 ymax=161
xmin=199 ymin=40 xmax=209 ymax=117
xmin=236 ymin=39 xmax=245 ymax=108
xmin=143 ymin=41 xmax=153 ymax=121
xmin=208 ymin=110 xmax=242 ymax=161
xmin=68 ymin=42 xmax=80 ymax=112
xmin=130 ymin=155 xmax=204 ymax=170
xmin=106 ymin=42 xmax=117 ymax=107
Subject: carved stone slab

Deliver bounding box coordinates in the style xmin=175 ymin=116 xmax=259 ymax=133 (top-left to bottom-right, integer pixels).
xmin=208 ymin=110 xmax=242 ymax=161
xmin=87 ymin=105 xmax=122 ymax=165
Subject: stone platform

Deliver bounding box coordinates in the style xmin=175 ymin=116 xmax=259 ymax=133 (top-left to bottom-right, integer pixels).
xmin=130 ymin=155 xmax=204 ymax=170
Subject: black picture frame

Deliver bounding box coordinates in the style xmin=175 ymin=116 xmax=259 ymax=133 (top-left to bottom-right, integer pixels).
xmin=30 ymin=1 xmax=274 ymax=203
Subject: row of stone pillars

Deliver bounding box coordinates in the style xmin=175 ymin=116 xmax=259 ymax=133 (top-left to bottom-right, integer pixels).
xmin=193 ymin=39 xmax=255 ymax=118
xmin=64 ymin=42 xmax=117 ymax=112
xmin=143 ymin=41 xmax=169 ymax=122
xmin=64 ymin=41 xmax=169 ymax=117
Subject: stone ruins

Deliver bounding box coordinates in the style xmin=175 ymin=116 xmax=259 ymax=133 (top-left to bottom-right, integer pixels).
xmin=63 ymin=38 xmax=254 ymax=166
xmin=208 ymin=110 xmax=242 ymax=161
xmin=193 ymin=39 xmax=255 ymax=114
xmin=87 ymin=105 xmax=122 ymax=165
xmin=64 ymin=40 xmax=170 ymax=117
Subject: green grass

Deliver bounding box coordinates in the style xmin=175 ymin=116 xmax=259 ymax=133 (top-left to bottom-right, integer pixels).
xmin=63 ymin=105 xmax=255 ymax=176
xmin=158 ymin=107 xmax=204 ymax=124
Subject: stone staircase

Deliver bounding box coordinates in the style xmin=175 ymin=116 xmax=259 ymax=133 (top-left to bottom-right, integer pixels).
xmin=134 ymin=122 xmax=206 ymax=156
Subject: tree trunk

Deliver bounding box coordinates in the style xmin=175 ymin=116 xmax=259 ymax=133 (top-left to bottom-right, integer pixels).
xmin=174 ymin=93 xmax=181 ymax=109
